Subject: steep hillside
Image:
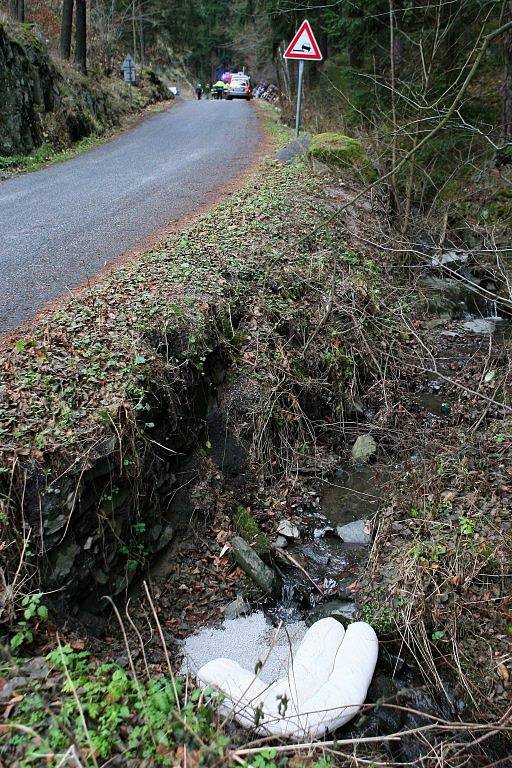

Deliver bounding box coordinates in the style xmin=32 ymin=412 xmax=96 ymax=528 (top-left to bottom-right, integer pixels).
xmin=0 ymin=16 xmax=167 ymax=158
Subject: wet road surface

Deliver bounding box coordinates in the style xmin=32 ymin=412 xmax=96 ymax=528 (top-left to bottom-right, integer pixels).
xmin=0 ymin=99 xmax=261 ymax=332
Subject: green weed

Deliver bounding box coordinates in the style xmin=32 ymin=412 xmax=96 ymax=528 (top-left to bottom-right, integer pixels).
xmin=10 ymin=593 xmax=48 ymax=650
xmin=2 ymin=645 xmax=226 ymax=767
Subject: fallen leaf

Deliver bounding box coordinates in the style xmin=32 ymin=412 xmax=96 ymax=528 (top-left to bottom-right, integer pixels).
xmin=497 ymin=663 xmax=509 ymax=683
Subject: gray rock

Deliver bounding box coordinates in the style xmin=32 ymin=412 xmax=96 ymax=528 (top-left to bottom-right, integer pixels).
xmin=43 ymin=513 xmax=68 ymax=536
xmin=307 ymin=600 xmax=360 ymax=627
xmin=222 ymin=595 xmax=251 ymax=620
xmin=336 ymin=520 xmax=371 ymax=545
xmin=157 ymin=524 xmax=174 ymax=549
xmin=231 ymin=535 xmax=279 ymax=595
xmin=150 ymin=524 xmax=163 ymax=542
xmin=51 ymin=542 xmax=80 ymax=581
xmin=351 ymin=434 xmax=377 ymax=464
xmin=273 ymin=535 xmax=288 ymax=548
xmin=21 ymin=658 xmax=48 ymax=680
xmin=276 ymin=136 xmax=310 ymax=163
xmin=277 ymin=520 xmax=300 ymax=539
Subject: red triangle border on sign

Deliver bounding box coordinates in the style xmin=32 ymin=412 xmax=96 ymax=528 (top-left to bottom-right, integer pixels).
xmin=283 ymin=20 xmax=323 ymax=61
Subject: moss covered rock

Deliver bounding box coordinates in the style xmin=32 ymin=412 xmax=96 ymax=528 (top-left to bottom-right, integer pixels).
xmin=234 ymin=505 xmax=270 ymax=555
xmin=308 ymin=132 xmax=376 ymax=181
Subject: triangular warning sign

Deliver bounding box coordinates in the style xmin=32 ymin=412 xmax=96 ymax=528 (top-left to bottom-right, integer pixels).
xmin=283 ymin=20 xmax=323 ymax=61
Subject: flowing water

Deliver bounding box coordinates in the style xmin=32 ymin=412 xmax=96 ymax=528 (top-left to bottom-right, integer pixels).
xmin=180 ymin=462 xmax=388 ymax=679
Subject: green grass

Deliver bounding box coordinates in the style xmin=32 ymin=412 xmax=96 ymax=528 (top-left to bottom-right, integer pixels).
xmin=0 ymin=134 xmax=110 ymax=176
xmin=1 ymin=645 xmax=227 ymax=767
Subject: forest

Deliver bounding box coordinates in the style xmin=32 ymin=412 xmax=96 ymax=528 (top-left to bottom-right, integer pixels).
xmin=3 ymin=0 xmax=511 ymax=213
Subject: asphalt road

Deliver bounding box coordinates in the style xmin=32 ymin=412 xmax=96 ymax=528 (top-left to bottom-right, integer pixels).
xmin=0 ymin=99 xmax=262 ymax=332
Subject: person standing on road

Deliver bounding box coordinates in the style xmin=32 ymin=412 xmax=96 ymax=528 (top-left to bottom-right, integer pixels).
xmin=195 ymin=83 xmax=203 ymax=100
xmin=212 ymin=80 xmax=226 ymax=100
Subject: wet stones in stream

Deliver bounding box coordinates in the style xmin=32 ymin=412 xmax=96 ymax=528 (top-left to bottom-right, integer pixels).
xmin=276 ymin=519 xmax=300 ymax=540
xmin=307 ymin=599 xmax=359 ymax=626
xmin=336 ymin=519 xmax=372 ymax=545
xmin=231 ymin=534 xmax=280 ymax=595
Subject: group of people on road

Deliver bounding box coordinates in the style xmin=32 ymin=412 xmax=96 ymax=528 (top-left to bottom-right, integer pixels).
xmin=195 ymin=80 xmax=229 ymax=100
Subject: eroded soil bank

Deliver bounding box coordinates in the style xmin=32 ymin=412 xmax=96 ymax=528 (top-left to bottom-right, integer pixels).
xmin=0 ymin=111 xmax=510 ymax=766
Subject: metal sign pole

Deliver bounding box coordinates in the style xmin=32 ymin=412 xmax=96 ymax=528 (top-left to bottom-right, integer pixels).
xmin=284 ymin=20 xmax=322 ymax=137
xmin=295 ymin=59 xmax=305 ymax=138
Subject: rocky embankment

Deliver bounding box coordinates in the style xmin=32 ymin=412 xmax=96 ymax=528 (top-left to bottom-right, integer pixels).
xmin=0 ymin=17 xmax=167 ymax=158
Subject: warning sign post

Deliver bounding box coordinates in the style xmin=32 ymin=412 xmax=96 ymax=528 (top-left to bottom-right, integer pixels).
xmin=283 ymin=20 xmax=323 ymax=137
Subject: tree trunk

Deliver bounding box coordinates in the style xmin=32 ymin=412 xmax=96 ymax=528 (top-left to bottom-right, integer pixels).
xmin=132 ymin=0 xmax=137 ymax=62
xmin=60 ymin=0 xmax=74 ymax=60
xmin=9 ymin=0 xmax=24 ymax=21
xmin=74 ymin=0 xmax=87 ymax=74
xmin=139 ymin=11 xmax=145 ymax=67
xmin=502 ymin=2 xmax=512 ymax=138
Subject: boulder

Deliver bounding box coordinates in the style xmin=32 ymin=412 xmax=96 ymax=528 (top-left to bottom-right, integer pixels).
xmin=231 ymin=535 xmax=279 ymax=595
xmin=308 ymin=133 xmax=376 ymax=182
xmin=351 ymin=434 xmax=377 ymax=464
xmin=336 ymin=520 xmax=371 ymax=545
xmin=277 ymin=520 xmax=300 ymax=540
xmin=307 ymin=600 xmax=360 ymax=627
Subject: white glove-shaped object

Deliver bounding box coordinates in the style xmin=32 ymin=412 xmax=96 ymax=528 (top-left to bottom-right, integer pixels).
xmin=197 ymin=618 xmax=378 ymax=740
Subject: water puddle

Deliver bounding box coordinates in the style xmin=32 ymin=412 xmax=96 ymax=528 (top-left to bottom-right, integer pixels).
xmin=416 ymin=390 xmax=449 ymax=417
xmin=317 ymin=464 xmax=386 ymax=527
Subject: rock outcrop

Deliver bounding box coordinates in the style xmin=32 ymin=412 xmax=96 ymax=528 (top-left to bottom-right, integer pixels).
xmin=0 ymin=18 xmax=167 ymax=157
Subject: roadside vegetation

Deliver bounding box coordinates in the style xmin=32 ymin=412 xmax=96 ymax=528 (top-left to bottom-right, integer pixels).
xmin=0 ymin=14 xmax=171 ymax=175
xmin=0 ymin=108 xmax=388 ymax=765
xmin=1 ymin=0 xmax=511 ymax=765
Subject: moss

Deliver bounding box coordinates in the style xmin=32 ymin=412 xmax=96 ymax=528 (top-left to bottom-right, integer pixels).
xmin=308 ymin=132 xmax=376 ymax=181
xmin=483 ymin=188 xmax=512 ymax=224
xmin=234 ymin=505 xmax=270 ymax=555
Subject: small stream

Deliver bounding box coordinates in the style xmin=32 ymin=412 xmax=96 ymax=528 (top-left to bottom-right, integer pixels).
xmin=182 ymin=463 xmax=386 ymax=660
xmin=177 ymin=269 xmax=511 ymax=756
xmin=180 ymin=460 xmax=455 ymax=759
